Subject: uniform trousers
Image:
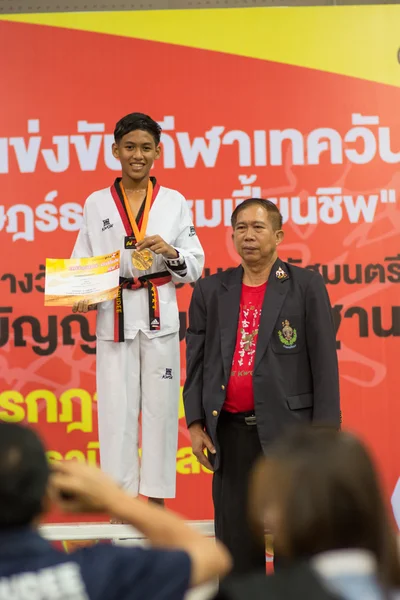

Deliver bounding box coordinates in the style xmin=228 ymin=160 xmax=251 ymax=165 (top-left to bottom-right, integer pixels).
xmin=212 ymin=410 xmax=266 ymax=575
xmin=96 ymin=331 xmax=180 ymax=498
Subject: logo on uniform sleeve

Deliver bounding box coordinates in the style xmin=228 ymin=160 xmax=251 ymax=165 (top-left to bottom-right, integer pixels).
xmin=162 ymin=368 xmax=173 ymax=379
xmin=189 ymin=226 xmax=196 ymax=237
xmin=102 ymin=218 xmax=114 ymax=231
xmin=278 ymin=320 xmax=297 ymax=349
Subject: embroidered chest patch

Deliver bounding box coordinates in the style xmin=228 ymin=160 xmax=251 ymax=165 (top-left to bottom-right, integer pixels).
xmin=277 ymin=319 xmax=297 ymax=349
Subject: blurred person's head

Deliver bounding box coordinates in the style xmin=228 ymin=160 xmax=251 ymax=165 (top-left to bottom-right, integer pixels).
xmin=0 ymin=422 xmax=49 ymax=528
xmin=250 ymin=427 xmax=400 ymax=586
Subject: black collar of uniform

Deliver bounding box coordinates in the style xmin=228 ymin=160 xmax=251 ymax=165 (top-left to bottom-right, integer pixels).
xmin=113 ymin=176 xmax=157 ymax=227
xmin=0 ymin=527 xmax=50 ymax=557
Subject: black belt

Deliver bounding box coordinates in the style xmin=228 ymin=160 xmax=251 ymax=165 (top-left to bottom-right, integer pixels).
xmin=219 ymin=410 xmax=257 ymax=426
xmin=114 ymin=271 xmax=172 ymax=342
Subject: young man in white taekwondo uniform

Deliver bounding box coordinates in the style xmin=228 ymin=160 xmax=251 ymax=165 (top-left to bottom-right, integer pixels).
xmin=71 ymin=112 xmax=204 ymax=511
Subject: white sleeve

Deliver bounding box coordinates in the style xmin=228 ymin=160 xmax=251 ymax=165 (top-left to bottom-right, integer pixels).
xmin=164 ymin=196 xmax=205 ymax=284
xmin=71 ymin=201 xmax=93 ymax=259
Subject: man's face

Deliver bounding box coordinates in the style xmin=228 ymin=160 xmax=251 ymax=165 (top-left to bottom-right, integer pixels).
xmin=232 ymin=204 xmax=284 ymax=265
xmin=112 ymin=129 xmax=161 ymax=181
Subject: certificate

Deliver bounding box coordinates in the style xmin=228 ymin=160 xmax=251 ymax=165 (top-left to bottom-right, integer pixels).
xmin=44 ymin=252 xmax=120 ymax=307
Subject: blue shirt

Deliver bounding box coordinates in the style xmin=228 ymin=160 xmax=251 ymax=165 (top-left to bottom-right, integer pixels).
xmin=0 ymin=528 xmax=192 ymax=600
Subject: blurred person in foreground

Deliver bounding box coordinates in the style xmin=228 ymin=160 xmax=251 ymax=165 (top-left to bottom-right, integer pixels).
xmin=0 ymin=422 xmax=231 ymax=600
xmin=216 ymin=427 xmax=400 ymax=600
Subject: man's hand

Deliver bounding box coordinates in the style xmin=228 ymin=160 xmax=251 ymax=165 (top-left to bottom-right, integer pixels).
xmin=50 ymin=459 xmax=232 ymax=586
xmin=189 ymin=423 xmax=216 ymax=472
xmin=72 ymin=301 xmax=97 ymax=313
xmin=136 ymin=235 xmax=178 ymax=260
xmin=49 ymin=461 xmax=124 ymax=514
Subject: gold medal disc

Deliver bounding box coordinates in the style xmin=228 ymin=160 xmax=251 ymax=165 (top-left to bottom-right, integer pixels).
xmin=131 ymin=249 xmax=153 ymax=271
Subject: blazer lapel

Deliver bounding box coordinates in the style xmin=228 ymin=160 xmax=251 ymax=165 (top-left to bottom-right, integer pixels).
xmin=254 ymin=258 xmax=290 ymax=373
xmin=218 ymin=266 xmax=243 ymax=382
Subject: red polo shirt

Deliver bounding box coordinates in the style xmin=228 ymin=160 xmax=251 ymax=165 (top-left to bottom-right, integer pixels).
xmin=223 ymin=282 xmax=267 ymax=413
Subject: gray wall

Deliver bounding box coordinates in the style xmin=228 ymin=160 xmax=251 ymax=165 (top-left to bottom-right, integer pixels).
xmin=0 ymin=0 xmax=399 ymax=14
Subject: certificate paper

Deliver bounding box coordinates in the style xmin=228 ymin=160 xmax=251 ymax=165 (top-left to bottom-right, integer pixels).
xmin=44 ymin=252 xmax=120 ymax=307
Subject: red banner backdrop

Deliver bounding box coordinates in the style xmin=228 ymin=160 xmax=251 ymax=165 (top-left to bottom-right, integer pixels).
xmin=0 ymin=12 xmax=400 ymax=525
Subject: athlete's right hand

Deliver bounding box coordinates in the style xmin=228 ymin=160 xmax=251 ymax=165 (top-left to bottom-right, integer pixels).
xmin=72 ymin=300 xmax=89 ymax=313
xmin=189 ymin=423 xmax=216 ymax=472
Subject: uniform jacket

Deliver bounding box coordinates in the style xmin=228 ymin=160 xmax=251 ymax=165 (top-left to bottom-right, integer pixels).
xmin=72 ymin=180 xmax=204 ymax=340
xmin=183 ymin=258 xmax=340 ymax=470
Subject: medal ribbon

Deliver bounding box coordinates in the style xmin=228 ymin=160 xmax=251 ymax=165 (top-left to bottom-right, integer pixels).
xmin=110 ymin=177 xmax=160 ymax=239
xmin=119 ymin=179 xmax=153 ymax=242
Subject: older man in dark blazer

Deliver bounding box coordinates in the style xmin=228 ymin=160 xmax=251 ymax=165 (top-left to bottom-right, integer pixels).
xmin=183 ymin=198 xmax=340 ymax=575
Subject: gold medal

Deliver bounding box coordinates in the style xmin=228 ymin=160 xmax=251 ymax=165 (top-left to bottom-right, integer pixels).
xmin=119 ymin=179 xmax=155 ymax=271
xmin=131 ymin=248 xmax=153 ymax=271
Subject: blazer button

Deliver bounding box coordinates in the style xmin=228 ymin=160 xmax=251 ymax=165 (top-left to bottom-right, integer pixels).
xmin=221 ymin=385 xmax=225 ymax=390
xmin=212 ymin=410 xmax=218 ymax=417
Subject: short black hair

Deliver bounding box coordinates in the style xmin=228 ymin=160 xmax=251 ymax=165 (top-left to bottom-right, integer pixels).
xmin=231 ymin=198 xmax=283 ymax=231
xmin=0 ymin=423 xmax=49 ymax=528
xmin=114 ymin=112 xmax=162 ymax=145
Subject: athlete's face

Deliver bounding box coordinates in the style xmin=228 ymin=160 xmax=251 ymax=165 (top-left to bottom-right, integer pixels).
xmin=112 ymin=129 xmax=161 ymax=181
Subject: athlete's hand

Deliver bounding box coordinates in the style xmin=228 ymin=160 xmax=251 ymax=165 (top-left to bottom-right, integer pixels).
xmin=136 ymin=235 xmax=178 ymax=260
xmin=72 ymin=301 xmax=97 ymax=313
xmin=189 ymin=423 xmax=216 ymax=472
xmin=49 ymin=461 xmax=124 ymax=513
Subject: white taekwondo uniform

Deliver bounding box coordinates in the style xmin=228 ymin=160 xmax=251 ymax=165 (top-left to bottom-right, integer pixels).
xmin=72 ymin=178 xmax=204 ymax=497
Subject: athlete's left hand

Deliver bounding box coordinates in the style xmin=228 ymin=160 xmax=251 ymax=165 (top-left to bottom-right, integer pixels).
xmin=136 ymin=235 xmax=178 ymax=260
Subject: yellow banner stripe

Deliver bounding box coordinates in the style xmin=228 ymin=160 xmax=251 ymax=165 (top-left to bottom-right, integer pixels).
xmin=1 ymin=7 xmax=400 ymax=87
